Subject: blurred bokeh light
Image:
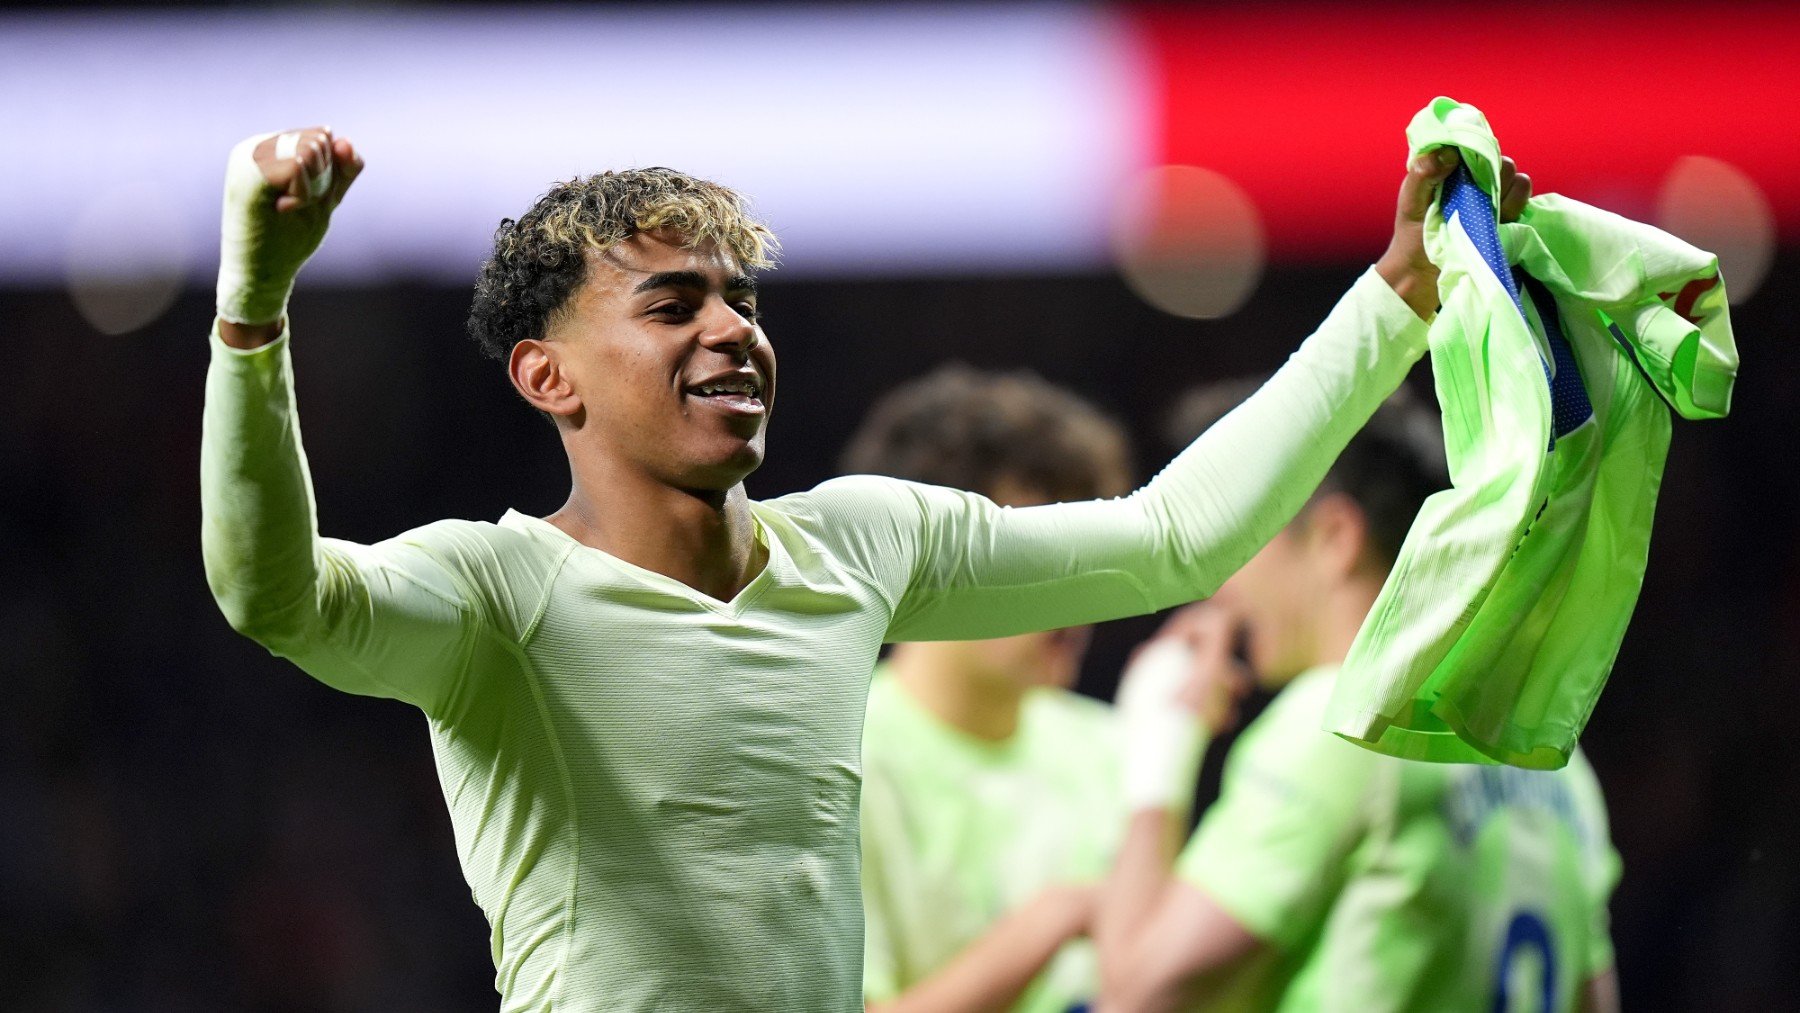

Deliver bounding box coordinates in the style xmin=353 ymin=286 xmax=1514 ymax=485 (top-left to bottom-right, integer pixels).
xmin=63 ymin=183 xmax=187 ymax=336
xmin=1655 ymin=155 xmax=1774 ymax=304
xmin=1112 ymin=165 xmax=1265 ymax=319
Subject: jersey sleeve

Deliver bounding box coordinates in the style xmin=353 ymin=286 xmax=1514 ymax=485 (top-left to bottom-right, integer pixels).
xmin=200 ymin=325 xmax=534 ymax=717
xmin=1174 ymin=682 xmax=1382 ymax=949
xmin=819 ymin=268 xmax=1429 ymax=642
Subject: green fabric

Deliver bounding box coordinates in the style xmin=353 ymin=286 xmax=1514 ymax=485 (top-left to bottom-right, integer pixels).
xmin=860 ymin=670 xmax=1121 ymax=1011
xmin=198 ymin=270 xmax=1427 ymax=1011
xmin=1327 ymin=98 xmax=1739 ymax=768
xmin=1180 ymin=670 xmax=1621 ymax=1012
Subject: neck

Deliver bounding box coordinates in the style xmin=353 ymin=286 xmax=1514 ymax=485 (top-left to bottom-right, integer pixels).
xmin=888 ymin=643 xmax=1029 ymax=743
xmin=1315 ymin=574 xmax=1384 ymax=669
xmin=548 ymin=446 xmax=763 ymax=602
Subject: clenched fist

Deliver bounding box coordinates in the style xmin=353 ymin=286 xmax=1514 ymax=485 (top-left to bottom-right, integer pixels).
xmin=217 ymin=126 xmax=364 ymax=343
xmin=1376 ymin=149 xmax=1533 ymax=320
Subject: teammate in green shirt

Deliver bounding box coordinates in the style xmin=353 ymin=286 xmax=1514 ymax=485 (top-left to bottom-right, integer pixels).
xmin=843 ymin=366 xmax=1134 ymax=1012
xmin=201 ymin=126 xmax=1499 ymax=1010
xmin=1096 ymin=389 xmax=1622 ymax=1012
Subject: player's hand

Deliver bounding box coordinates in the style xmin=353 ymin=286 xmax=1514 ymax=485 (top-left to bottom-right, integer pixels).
xmin=1376 ymin=149 xmax=1533 ymax=319
xmin=217 ymin=126 xmax=366 ymax=332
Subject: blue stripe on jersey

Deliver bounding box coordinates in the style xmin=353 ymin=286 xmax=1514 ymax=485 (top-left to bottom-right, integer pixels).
xmin=1441 ymin=161 xmax=1593 ymax=446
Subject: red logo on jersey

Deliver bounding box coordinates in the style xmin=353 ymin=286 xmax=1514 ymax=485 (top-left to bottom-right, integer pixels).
xmin=1656 ymin=275 xmax=1719 ymax=326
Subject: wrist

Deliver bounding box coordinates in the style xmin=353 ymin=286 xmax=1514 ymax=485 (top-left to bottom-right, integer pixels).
xmin=1043 ymin=884 xmax=1096 ymax=938
xmin=216 ymin=270 xmax=296 ymax=328
xmin=1375 ymin=248 xmax=1440 ymax=320
xmin=218 ymin=318 xmax=286 ymax=350
xmin=1121 ymin=718 xmax=1209 ymax=814
xmin=1117 ymin=638 xmax=1212 ymax=813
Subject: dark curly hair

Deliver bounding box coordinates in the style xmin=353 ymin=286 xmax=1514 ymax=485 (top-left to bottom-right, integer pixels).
xmin=466 ymin=168 xmax=778 ymax=360
xmin=840 ymin=364 xmax=1134 ymax=505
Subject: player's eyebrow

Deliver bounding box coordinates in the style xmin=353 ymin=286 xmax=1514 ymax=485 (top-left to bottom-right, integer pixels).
xmin=631 ymin=271 xmax=758 ymax=296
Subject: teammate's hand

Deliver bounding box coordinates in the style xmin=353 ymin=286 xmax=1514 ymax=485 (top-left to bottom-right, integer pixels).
xmin=1153 ymin=604 xmax=1251 ymax=738
xmin=1042 ymin=883 xmax=1100 ymax=938
xmin=1376 ymin=149 xmax=1533 ymax=319
xmin=217 ymin=126 xmax=365 ymax=332
xmin=1115 ymin=604 xmax=1248 ymax=813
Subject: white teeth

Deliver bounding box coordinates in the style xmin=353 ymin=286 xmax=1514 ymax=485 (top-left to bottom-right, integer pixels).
xmin=692 ymin=379 xmax=760 ymax=397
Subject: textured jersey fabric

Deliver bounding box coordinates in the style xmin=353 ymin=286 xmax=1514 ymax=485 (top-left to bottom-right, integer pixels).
xmin=860 ymin=670 xmax=1121 ymax=1011
xmin=1327 ymin=97 xmax=1740 ymax=768
xmin=1180 ymin=669 xmax=1620 ymax=1012
xmin=199 ymin=267 xmax=1424 ymax=1011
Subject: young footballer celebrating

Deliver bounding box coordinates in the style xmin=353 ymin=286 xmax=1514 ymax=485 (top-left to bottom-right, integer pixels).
xmin=201 ymin=127 xmax=1510 ymax=1010
xmin=1097 ymin=393 xmax=1621 ymax=1013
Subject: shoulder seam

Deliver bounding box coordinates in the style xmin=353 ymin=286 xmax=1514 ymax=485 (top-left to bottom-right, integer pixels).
xmin=520 ymin=542 xmax=579 ymax=647
xmin=377 ymin=559 xmax=486 ymax=717
xmin=769 ymin=494 xmax=901 ymax=616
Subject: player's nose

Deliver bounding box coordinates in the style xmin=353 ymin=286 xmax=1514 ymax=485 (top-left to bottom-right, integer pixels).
xmin=696 ymin=301 xmax=758 ymax=357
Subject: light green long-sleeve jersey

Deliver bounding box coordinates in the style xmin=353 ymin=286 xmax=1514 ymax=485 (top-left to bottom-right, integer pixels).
xmin=200 ymin=268 xmax=1424 ymax=1011
xmin=1328 ymin=99 xmax=1738 ymax=769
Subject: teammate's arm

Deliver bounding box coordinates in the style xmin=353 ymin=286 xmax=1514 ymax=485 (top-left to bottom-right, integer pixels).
xmin=1581 ymin=967 xmax=1621 ymax=1013
xmin=865 ymin=885 xmax=1093 ymax=1013
xmin=1096 ymin=608 xmax=1261 ymax=1012
xmin=202 ymin=128 xmax=478 ymax=714
xmin=1101 ymin=880 xmax=1259 ymax=1012
xmin=873 ymin=155 xmax=1530 ymax=643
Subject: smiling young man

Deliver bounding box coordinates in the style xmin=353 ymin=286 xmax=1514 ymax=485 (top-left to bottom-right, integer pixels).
xmin=201 ymin=126 xmax=1491 ymax=1010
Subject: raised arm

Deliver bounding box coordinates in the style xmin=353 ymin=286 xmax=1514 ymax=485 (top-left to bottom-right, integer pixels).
xmin=201 ymin=128 xmax=478 ymax=715
xmin=878 ymin=151 xmax=1530 ymax=643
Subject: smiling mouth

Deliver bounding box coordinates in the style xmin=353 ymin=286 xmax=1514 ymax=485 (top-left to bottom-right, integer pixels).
xmin=684 ymin=377 xmax=766 ymax=415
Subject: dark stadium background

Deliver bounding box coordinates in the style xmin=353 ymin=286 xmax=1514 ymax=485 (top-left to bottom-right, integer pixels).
xmin=3 ymin=1 xmax=1797 ymax=1009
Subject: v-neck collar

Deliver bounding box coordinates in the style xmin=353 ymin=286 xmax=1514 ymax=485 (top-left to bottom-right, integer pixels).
xmin=500 ymin=508 xmax=781 ymax=618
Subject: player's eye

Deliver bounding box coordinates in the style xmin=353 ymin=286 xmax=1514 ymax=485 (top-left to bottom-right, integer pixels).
xmin=650 ymin=301 xmax=693 ymax=320
xmin=734 ymin=303 xmax=762 ymax=322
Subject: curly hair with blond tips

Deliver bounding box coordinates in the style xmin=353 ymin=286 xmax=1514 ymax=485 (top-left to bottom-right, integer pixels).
xmin=467 ymin=168 xmax=779 ymax=360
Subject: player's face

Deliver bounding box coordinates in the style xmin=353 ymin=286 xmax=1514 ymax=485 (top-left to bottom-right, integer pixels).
xmin=557 ymin=230 xmax=775 ymax=490
xmin=1212 ymin=520 xmax=1329 ymax=688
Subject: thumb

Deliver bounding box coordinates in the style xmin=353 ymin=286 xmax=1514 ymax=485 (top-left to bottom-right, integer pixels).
xmin=1397 ymin=147 xmax=1459 ymax=224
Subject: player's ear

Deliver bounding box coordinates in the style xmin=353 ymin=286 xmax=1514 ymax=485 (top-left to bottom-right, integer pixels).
xmin=509 ymin=339 xmax=582 ymax=419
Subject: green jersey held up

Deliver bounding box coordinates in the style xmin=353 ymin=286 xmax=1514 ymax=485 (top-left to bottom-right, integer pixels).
xmin=1329 ymin=97 xmax=1740 ymax=768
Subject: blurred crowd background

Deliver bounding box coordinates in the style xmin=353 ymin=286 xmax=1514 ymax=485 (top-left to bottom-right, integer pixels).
xmin=2 ymin=1 xmax=1796 ymax=1009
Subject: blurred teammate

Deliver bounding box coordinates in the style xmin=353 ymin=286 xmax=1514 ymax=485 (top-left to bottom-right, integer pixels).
xmin=200 ymin=126 xmax=1510 ymax=1009
xmin=843 ymin=366 xmax=1133 ymax=1012
xmin=1097 ymin=389 xmax=1622 ymax=1012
